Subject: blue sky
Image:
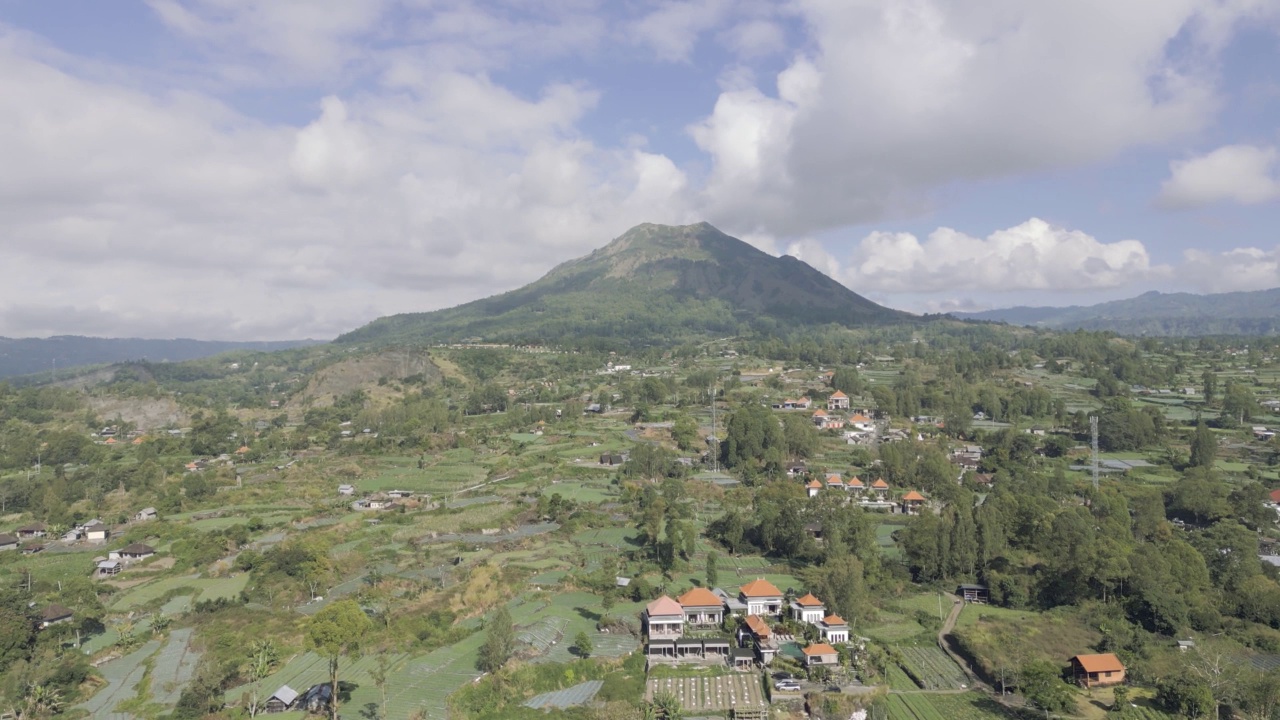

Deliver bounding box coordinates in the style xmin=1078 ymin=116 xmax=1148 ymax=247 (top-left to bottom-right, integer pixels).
xmin=0 ymin=0 xmax=1278 ymax=339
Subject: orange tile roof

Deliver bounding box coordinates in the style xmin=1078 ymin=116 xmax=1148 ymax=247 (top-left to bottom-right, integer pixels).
xmin=847 ymin=477 xmax=864 ymax=487
xmin=236 ymin=445 xmax=250 ymax=454
xmin=813 ymin=409 xmax=828 ymax=417
xmin=104 ymin=438 xmax=117 ymax=444
xmin=1073 ymin=653 xmax=1125 ymax=673
xmin=829 ymin=390 xmax=848 ymax=398
xmin=902 ymin=491 xmax=926 ymax=502
xmin=803 ymin=643 xmax=838 ymax=656
xmin=806 ymin=479 xmax=823 ymax=489
xmin=825 ymin=474 xmax=843 ymax=484
xmin=646 ymin=596 xmax=684 ymax=617
xmin=823 ymin=614 xmax=847 ymax=625
xmin=131 ymin=437 xmax=144 ymax=444
xmin=740 ymin=578 xmax=782 ymax=597
xmin=850 ymin=414 xmax=871 ymax=422
xmin=871 ymin=479 xmax=889 ymax=488
xmin=794 ymin=593 xmax=823 ymax=607
xmin=745 ymin=615 xmax=771 ymax=637
xmin=678 ymin=587 xmax=722 ymax=607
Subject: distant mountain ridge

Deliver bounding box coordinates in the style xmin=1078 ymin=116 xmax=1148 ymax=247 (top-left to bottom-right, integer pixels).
xmin=0 ymin=336 xmax=320 ymax=380
xmin=337 ymin=222 xmax=912 ymax=347
xmin=953 ymin=288 xmax=1280 ymax=336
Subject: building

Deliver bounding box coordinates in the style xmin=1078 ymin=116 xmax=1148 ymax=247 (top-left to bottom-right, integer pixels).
xmin=740 ymin=615 xmax=777 ymax=665
xmin=1070 ymin=653 xmax=1126 ymax=688
xmin=803 ymin=643 xmax=840 ymax=667
xmin=825 ymin=473 xmax=845 ymax=489
xmin=806 ymin=479 xmax=823 ymax=498
xmin=265 ymin=685 xmax=299 ymax=713
xmin=298 ymin=684 xmax=332 ymax=713
xmin=113 ymin=543 xmax=156 ymax=562
xmin=790 ymin=593 xmax=826 ymax=624
xmin=97 ymin=560 xmax=122 ymax=576
xmin=957 ymin=584 xmax=989 ymax=603
xmin=828 ymin=391 xmax=850 ymax=411
xmin=901 ymin=491 xmax=927 ymax=515
xmin=338 ymin=484 xmax=355 ymax=496
xmin=83 ymin=520 xmax=109 ymax=543
xmin=15 ymin=522 xmax=47 ymax=539
xmin=677 ymin=588 xmax=724 ymax=627
xmin=644 ymin=596 xmax=685 ymax=639
xmin=739 ymin=579 xmax=784 ymax=616
xmin=819 ymin=615 xmax=849 ymax=644
xmin=135 ymin=508 xmax=158 ymax=522
xmin=871 ymin=479 xmax=889 ymax=497
xmin=0 ymin=534 xmax=17 ymax=552
xmin=40 ymin=604 xmax=74 ymax=629
xmin=847 ymin=477 xmax=865 ymax=492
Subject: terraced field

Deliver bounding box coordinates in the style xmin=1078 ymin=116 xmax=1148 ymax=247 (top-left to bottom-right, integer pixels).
xmin=149 ymin=628 xmax=201 ymax=706
xmin=645 ymin=674 xmax=766 ymax=714
xmin=76 ymin=638 xmax=162 ymax=719
xmin=898 ymin=646 xmax=969 ymax=689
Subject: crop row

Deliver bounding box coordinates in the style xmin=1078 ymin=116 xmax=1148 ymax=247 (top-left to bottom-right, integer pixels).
xmin=898 ymin=646 xmax=968 ymax=689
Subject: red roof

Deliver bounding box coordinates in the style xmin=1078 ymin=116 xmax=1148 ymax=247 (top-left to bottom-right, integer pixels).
xmin=646 ymin=596 xmax=683 ymax=617
xmin=806 ymin=479 xmax=823 ymax=489
xmin=745 ymin=615 xmax=771 ymax=638
xmin=850 ymin=414 xmax=871 ymax=423
xmin=826 ymin=474 xmax=843 ymax=484
xmin=813 ymin=409 xmax=828 ymax=417
xmin=1270 ymin=488 xmax=1280 ymax=504
xmin=678 ymin=588 xmax=722 ymax=608
xmin=871 ymin=479 xmax=889 ymax=488
xmin=803 ymin=643 xmax=838 ymax=656
xmin=823 ymin=614 xmax=847 ymax=625
xmin=902 ymin=491 xmax=926 ymax=502
xmin=1073 ymin=653 xmax=1125 ymax=673
xmin=829 ymin=391 xmax=848 ymax=399
xmin=740 ymin=578 xmax=783 ymax=597
xmin=847 ymin=477 xmax=864 ymax=487
xmin=794 ymin=593 xmax=823 ymax=607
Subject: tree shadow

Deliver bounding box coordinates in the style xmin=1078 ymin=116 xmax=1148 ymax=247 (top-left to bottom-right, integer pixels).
xmin=359 ymin=701 xmax=381 ymax=719
xmin=575 ymin=606 xmax=601 ymax=621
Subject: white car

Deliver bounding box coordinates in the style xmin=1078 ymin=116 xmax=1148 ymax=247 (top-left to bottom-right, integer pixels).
xmin=774 ymin=680 xmax=802 ymax=692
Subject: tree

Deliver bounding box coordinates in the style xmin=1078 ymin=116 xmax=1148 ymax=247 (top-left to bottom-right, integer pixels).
xmin=830 ymin=367 xmax=864 ymax=396
xmin=671 ymin=415 xmax=699 ymax=451
xmin=1202 ymin=370 xmax=1217 ymax=405
xmin=705 ymin=551 xmax=719 ymax=588
xmin=477 ymin=606 xmax=515 ymax=673
xmin=371 ymin=654 xmax=391 ymax=720
xmin=1019 ymin=659 xmax=1076 ymax=715
xmin=1189 ymin=420 xmax=1216 ymax=469
xmin=306 ymin=599 xmax=373 ymax=720
xmin=651 ymin=690 xmax=683 ymax=720
xmin=245 ymin=639 xmax=281 ymax=717
xmin=0 ymin=600 xmax=37 ymax=674
xmin=1158 ymin=674 xmax=1214 ymax=719
xmin=781 ymin=413 xmax=818 ymax=458
xmin=573 ymin=630 xmax=593 ymax=658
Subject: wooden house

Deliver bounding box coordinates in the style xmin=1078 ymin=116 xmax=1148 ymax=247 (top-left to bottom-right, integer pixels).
xmin=264 ymin=685 xmax=299 ymax=713
xmin=15 ymin=522 xmax=47 ymax=539
xmin=1070 ymin=653 xmax=1125 ymax=687
xmin=957 ymin=584 xmax=989 ymax=603
xmin=40 ymin=604 xmax=73 ymax=629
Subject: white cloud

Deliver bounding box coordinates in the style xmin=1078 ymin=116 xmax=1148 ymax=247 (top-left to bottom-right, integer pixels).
xmin=630 ymin=0 xmax=731 ymax=62
xmin=1177 ymin=247 xmax=1280 ymax=292
xmin=691 ymin=0 xmax=1259 ymax=235
xmin=842 ymin=219 xmax=1162 ymax=293
xmin=1158 ymin=144 xmax=1280 ymax=208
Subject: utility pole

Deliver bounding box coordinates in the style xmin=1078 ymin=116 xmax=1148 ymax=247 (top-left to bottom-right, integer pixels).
xmin=1089 ymin=415 xmax=1100 ymax=491
xmin=710 ymin=383 xmax=719 ymax=473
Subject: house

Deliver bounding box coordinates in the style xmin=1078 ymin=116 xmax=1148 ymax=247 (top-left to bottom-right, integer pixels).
xmin=825 ymin=473 xmax=844 ymax=489
xmin=97 ymin=560 xmax=122 ymax=576
xmin=806 ymin=479 xmax=823 ymax=498
xmin=848 ymin=414 xmax=875 ymax=431
xmin=1177 ymin=640 xmax=1196 ymax=652
xmin=0 ymin=534 xmax=18 ymax=552
xmin=1070 ymin=653 xmax=1126 ymax=688
xmin=86 ymin=526 xmax=109 ymax=543
xmin=114 ymin=543 xmax=155 ymax=562
xmin=957 ymin=584 xmax=989 ymax=603
xmin=811 ymin=409 xmax=829 ymax=426
xmin=787 ymin=461 xmax=808 ymax=477
xmin=819 ymin=615 xmax=849 ymax=644
xmin=790 ymin=593 xmax=825 ymax=624
xmin=1269 ymin=488 xmax=1280 ymax=505
xmin=135 ymin=507 xmax=158 ymax=522
xmin=1254 ymin=427 xmax=1275 ymax=441
xmin=740 ymin=615 xmax=777 ymax=665
xmin=871 ymin=479 xmax=889 ymax=497
xmin=713 ymin=587 xmax=748 ymax=615
xmin=15 ymin=522 xmax=47 ymax=539
xmin=265 ymin=685 xmax=299 ymax=713
xmin=828 ymin=391 xmax=850 ymax=411
xmin=677 ymin=588 xmax=724 ymax=627
xmin=901 ymin=491 xmax=927 ymax=515
xmin=600 ymin=453 xmax=626 ymax=466
xmin=21 ymin=543 xmax=44 ymax=555
xmin=847 ymin=477 xmax=865 ymax=492
xmin=298 ymin=684 xmax=333 ymax=713
xmin=62 ymin=527 xmax=83 ymax=542
xmin=803 ymin=643 xmax=840 ymax=667
xmin=739 ymin=579 xmax=784 ymax=616
xmin=338 ymin=484 xmax=355 ymax=496
xmin=40 ymin=604 xmax=74 ymax=629
xmin=644 ymin=596 xmax=685 ymax=639
xmin=386 ymin=490 xmax=414 ymax=499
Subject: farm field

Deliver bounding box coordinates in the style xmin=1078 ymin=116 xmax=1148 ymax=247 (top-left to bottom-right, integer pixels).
xmin=75 ymin=638 xmax=162 ymax=719
xmin=897 ymin=646 xmax=969 ymax=689
xmin=645 ymin=673 xmax=767 ymax=714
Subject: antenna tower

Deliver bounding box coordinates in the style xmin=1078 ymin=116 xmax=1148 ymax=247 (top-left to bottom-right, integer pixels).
xmin=1089 ymin=415 xmax=1100 ymax=491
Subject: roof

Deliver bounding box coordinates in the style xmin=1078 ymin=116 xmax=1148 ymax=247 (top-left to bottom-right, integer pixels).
xmin=1271 ymin=488 xmax=1280 ymax=504
xmin=42 ymin=604 xmax=73 ymax=621
xmin=826 ymin=473 xmax=843 ymax=484
xmin=678 ymin=587 xmax=722 ymax=608
xmin=902 ymin=491 xmax=926 ymax=502
xmin=829 ymin=390 xmax=848 ymax=398
xmin=823 ymin=614 xmax=847 ymax=626
xmin=646 ymin=595 xmax=684 ymax=617
xmin=872 ymin=478 xmax=889 ymax=488
xmin=16 ymin=522 xmax=46 ymax=532
xmin=0 ymin=534 xmax=17 ymax=545
xmin=804 ymin=643 xmax=838 ymax=656
xmin=97 ymin=560 xmax=120 ymax=569
xmin=1072 ymin=653 xmax=1125 ymax=673
xmin=744 ymin=615 xmax=771 ymax=637
xmin=813 ymin=409 xmax=828 ymax=417
xmin=806 ymin=479 xmax=823 ymax=489
xmin=137 ymin=507 xmax=157 ymax=515
xmin=793 ymin=593 xmax=823 ymax=607
xmin=271 ymin=685 xmax=300 ymax=705
xmin=847 ymin=477 xmax=864 ymax=487
xmin=850 ymin=414 xmax=871 ymax=422
xmin=740 ymin=578 xmax=783 ymax=597
xmin=120 ymin=543 xmax=155 ymax=555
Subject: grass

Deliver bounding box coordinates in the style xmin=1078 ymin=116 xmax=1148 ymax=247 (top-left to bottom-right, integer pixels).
xmin=866 ymin=611 xmax=929 ymax=643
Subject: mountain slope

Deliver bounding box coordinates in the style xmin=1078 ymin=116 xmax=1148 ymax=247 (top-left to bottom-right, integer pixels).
xmin=338 ymin=222 xmax=909 ymax=346
xmin=953 ymin=289 xmax=1280 ymax=336
xmin=0 ymin=336 xmax=320 ymax=380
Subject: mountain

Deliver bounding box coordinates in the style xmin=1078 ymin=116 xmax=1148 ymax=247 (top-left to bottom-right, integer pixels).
xmin=338 ymin=222 xmax=910 ymax=347
xmin=953 ymin=288 xmax=1280 ymax=336
xmin=0 ymin=336 xmax=321 ymax=380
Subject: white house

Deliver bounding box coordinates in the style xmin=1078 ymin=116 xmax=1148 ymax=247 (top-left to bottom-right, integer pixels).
xmin=790 ymin=593 xmax=825 ymax=624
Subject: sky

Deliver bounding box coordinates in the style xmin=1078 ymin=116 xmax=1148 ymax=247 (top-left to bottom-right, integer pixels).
xmin=1 ymin=0 xmax=1279 ymax=340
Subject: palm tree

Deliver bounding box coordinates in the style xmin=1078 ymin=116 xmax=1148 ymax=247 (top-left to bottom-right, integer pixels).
xmin=21 ymin=682 xmax=63 ymax=718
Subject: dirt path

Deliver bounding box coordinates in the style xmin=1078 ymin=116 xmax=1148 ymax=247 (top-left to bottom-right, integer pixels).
xmin=937 ymin=592 xmax=982 ymax=687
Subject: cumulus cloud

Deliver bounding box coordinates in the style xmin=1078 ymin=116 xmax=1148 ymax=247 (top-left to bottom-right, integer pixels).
xmin=842 ymin=219 xmax=1162 ymax=293
xmin=1158 ymin=144 xmax=1280 ymax=208
xmin=692 ymin=0 xmax=1268 ymax=234
xmin=1177 ymin=247 xmax=1280 ymax=292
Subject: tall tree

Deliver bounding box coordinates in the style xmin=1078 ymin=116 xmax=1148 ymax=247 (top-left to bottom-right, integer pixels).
xmin=477 ymin=605 xmax=515 ymax=674
xmin=1189 ymin=420 xmax=1216 ymax=469
xmin=306 ymin=600 xmax=373 ymax=720
xmin=705 ymin=551 xmax=719 ymax=588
